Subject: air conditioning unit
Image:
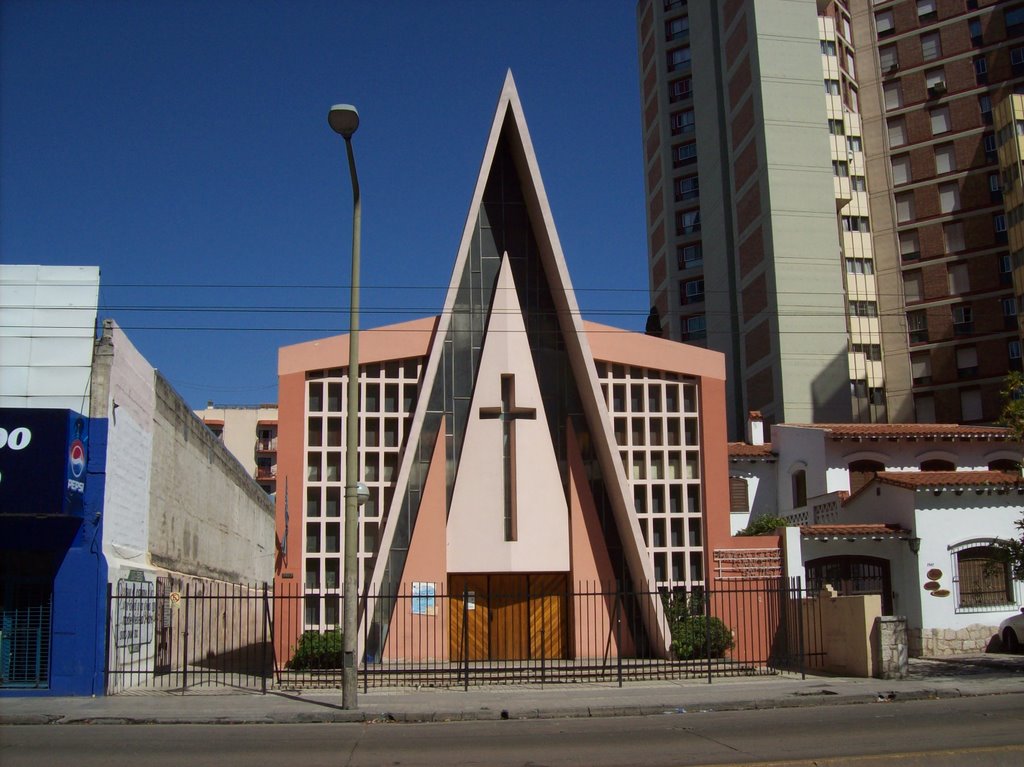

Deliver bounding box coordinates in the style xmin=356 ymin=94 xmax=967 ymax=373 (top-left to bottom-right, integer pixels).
xmin=928 ymin=81 xmax=947 ymax=97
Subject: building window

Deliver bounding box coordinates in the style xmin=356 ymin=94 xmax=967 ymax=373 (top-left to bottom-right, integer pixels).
xmin=671 ymin=109 xmax=695 ymax=135
xmin=821 ymin=40 xmax=837 ymax=56
xmin=995 ymin=214 xmax=1008 ymax=241
xmin=678 ymin=242 xmax=702 ymax=269
xmin=846 ymin=257 xmax=875 ymax=275
xmin=1010 ymin=340 xmax=1022 ymax=370
xmin=1002 ymin=298 xmax=1018 ymax=329
xmin=670 ymin=77 xmax=693 ymax=102
xmin=847 ymin=135 xmax=862 ymax=153
xmin=974 ymin=55 xmax=988 ymax=84
xmin=1012 ymin=47 xmax=1024 ymax=73
xmin=824 ymin=79 xmax=841 ymax=96
xmin=852 ymin=342 xmax=883 ymax=361
xmin=828 ymin=118 xmax=845 ymax=135
xmin=879 ymin=44 xmax=898 ymax=72
xmin=920 ymin=32 xmax=941 ymax=61
xmin=938 ymin=182 xmax=960 ymax=213
xmin=677 ymin=209 xmax=701 ymax=235
xmin=891 ymin=154 xmax=911 ymax=185
xmin=850 ymin=300 xmax=878 ymax=317
xmin=883 ymin=81 xmax=902 ymax=110
xmin=852 ymin=175 xmax=867 ymax=192
xmin=729 ymin=477 xmax=749 ymax=513
xmin=984 ymin=133 xmax=996 ymax=160
xmin=952 ymin=304 xmax=973 ymax=334
xmin=953 ymin=544 xmax=1014 ymax=610
xmin=887 ymin=117 xmax=907 ymax=147
xmin=999 ymin=253 xmax=1013 ymax=285
xmin=681 ymin=278 xmax=704 ymax=304
xmin=875 ymin=10 xmax=895 ymax=37
xmin=668 ymin=46 xmax=691 ymax=71
xmin=666 ymin=16 xmax=690 ymax=41
xmin=947 ymin=262 xmax=969 ymax=294
xmin=934 ymin=144 xmax=956 ymax=175
xmin=1006 ymin=5 xmax=1024 ymax=36
xmin=979 ymin=94 xmax=993 ymax=124
xmin=969 ymin=18 xmax=982 ymax=46
xmin=900 ymin=230 xmax=920 ymax=260
xmin=684 ymin=314 xmax=706 ymax=339
xmin=956 ymin=346 xmax=979 ymax=377
xmin=833 ymin=160 xmax=849 ymax=177
xmin=917 ymin=0 xmax=937 ymax=20
xmin=990 ymin=172 xmax=1003 ymax=203
xmin=911 ymin=352 xmax=932 ymax=384
xmin=904 ymin=270 xmax=923 ymax=303
xmin=674 ymin=174 xmax=699 ymax=201
xmin=930 ymin=106 xmax=951 ymax=135
xmin=791 ymin=469 xmax=807 ymax=508
xmin=895 ymin=193 xmax=915 ymax=223
xmin=842 ymin=215 xmax=870 ymax=233
xmin=674 ymin=141 xmax=697 ymax=167
xmin=943 ymin=221 xmax=965 ymax=252
xmin=908 ymin=310 xmax=928 ymax=343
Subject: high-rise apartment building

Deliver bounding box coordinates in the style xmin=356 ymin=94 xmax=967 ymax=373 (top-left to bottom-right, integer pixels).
xmin=638 ymin=0 xmax=1024 ymax=435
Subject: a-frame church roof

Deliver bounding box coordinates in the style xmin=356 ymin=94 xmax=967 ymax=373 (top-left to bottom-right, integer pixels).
xmin=361 ymin=72 xmax=669 ymax=652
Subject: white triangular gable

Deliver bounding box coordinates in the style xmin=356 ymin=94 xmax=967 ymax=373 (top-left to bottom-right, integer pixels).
xmin=366 ymin=72 xmax=666 ymax=652
xmin=446 ymin=255 xmax=570 ymax=573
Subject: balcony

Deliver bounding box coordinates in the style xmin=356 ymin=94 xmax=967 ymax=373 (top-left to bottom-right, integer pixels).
xmin=255 ymin=465 xmax=278 ymax=481
xmin=256 ymin=436 xmax=278 ymax=452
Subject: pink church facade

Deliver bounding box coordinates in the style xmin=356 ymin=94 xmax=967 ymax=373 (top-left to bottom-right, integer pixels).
xmin=273 ymin=75 xmax=765 ymax=666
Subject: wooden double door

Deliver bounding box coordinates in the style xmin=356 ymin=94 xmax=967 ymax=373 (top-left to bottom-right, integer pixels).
xmin=449 ymin=573 xmax=567 ymax=661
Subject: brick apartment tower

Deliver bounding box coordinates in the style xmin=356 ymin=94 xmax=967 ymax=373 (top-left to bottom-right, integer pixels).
xmin=638 ymin=0 xmax=1024 ymax=436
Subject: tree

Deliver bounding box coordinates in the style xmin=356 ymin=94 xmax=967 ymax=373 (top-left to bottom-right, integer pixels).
xmin=736 ymin=515 xmax=789 ymax=537
xmin=996 ymin=372 xmax=1024 ymax=580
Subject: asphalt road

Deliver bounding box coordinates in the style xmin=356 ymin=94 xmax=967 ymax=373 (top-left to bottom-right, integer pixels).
xmin=3 ymin=693 xmax=1023 ymax=766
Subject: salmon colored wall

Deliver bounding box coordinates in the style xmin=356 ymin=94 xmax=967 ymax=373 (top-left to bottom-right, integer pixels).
xmin=585 ymin=321 xmax=725 ymax=380
xmin=273 ymin=369 xmax=308 ymax=665
xmin=278 ymin=317 xmax=437 ymax=377
xmin=566 ymin=423 xmax=636 ymax=658
xmin=381 ymin=419 xmax=449 ymax=662
xmin=700 ymin=375 xmax=733 ymax=562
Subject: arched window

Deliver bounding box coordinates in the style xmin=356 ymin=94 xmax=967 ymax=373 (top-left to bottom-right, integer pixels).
xmin=988 ymin=458 xmax=1020 ymax=472
xmin=792 ymin=469 xmax=807 ymax=508
xmin=920 ymin=459 xmax=955 ymax=471
xmin=951 ymin=542 xmax=1014 ymax=610
xmin=848 ymin=459 xmax=885 ymax=494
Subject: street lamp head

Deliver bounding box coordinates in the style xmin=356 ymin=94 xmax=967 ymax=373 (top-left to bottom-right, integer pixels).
xmin=329 ymin=104 xmax=359 ymax=138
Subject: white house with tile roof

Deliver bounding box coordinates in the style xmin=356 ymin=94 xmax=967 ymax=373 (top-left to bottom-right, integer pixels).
xmin=728 ymin=416 xmax=1024 ymax=656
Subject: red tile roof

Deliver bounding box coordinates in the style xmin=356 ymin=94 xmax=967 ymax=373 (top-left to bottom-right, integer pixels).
xmin=728 ymin=442 xmax=774 ymax=458
xmin=784 ymin=423 xmax=1015 ymax=440
xmin=873 ymin=470 xmax=1022 ymax=489
xmin=801 ymin=523 xmax=910 ymax=538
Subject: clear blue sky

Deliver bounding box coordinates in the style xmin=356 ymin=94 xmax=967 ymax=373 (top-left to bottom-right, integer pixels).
xmin=1 ymin=0 xmax=650 ymax=409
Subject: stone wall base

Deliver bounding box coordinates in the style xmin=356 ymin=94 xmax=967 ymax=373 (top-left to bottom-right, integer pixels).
xmin=908 ymin=624 xmax=999 ymax=657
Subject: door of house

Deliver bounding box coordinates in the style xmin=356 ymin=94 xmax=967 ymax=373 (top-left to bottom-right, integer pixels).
xmin=449 ymin=573 xmax=567 ymax=661
xmin=805 ymin=556 xmax=893 ymax=614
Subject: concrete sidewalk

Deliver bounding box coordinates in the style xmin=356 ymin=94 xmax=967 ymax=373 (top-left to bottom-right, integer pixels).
xmin=2 ymin=654 xmax=1021 ymax=726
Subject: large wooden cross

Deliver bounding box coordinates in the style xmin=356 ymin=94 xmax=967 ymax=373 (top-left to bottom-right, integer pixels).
xmin=479 ymin=374 xmax=536 ymax=541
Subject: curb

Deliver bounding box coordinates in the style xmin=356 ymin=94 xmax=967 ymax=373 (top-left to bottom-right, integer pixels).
xmin=2 ymin=686 xmax=1012 ymax=726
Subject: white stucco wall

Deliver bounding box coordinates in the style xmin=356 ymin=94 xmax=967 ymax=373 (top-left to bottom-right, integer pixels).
xmin=0 ymin=265 xmax=99 ymax=413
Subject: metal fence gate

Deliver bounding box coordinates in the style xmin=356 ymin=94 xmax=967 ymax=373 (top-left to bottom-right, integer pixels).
xmin=105 ymin=578 xmax=822 ymax=694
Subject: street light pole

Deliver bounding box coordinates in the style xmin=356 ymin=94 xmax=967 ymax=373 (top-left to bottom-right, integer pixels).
xmin=329 ymin=103 xmax=361 ymax=710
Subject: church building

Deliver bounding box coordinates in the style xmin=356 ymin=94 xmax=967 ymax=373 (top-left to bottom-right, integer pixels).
xmin=274 ymin=75 xmax=749 ymax=664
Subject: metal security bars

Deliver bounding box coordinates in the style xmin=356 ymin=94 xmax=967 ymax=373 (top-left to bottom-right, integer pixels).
xmin=105 ymin=578 xmax=822 ymax=694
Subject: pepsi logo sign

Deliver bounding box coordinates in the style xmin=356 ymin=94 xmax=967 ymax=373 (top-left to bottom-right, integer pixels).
xmin=69 ymin=439 xmax=86 ymax=478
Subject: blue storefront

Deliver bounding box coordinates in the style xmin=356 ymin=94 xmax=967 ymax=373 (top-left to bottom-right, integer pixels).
xmin=0 ymin=408 xmax=107 ymax=696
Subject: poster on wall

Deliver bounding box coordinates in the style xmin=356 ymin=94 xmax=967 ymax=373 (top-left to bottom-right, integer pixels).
xmin=411 ymin=581 xmax=436 ymax=616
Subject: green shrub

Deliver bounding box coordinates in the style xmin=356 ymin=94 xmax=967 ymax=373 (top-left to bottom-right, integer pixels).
xmin=671 ymin=615 xmax=734 ymax=660
xmin=736 ymin=515 xmax=789 ymax=537
xmin=287 ymin=630 xmax=343 ymax=670
xmin=662 ymin=589 xmax=734 ymax=660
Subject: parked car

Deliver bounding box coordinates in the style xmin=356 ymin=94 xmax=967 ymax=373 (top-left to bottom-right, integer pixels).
xmin=1000 ymin=608 xmax=1024 ymax=653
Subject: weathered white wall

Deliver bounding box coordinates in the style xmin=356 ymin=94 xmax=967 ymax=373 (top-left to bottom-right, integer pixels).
xmin=0 ymin=265 xmax=99 ymax=413
xmin=96 ymin=322 xmax=154 ymax=565
xmin=149 ymin=373 xmax=274 ymax=583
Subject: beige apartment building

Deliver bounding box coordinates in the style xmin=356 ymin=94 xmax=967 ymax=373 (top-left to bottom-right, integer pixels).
xmin=638 ymin=0 xmax=1024 ymax=435
xmin=197 ymin=403 xmax=278 ymax=496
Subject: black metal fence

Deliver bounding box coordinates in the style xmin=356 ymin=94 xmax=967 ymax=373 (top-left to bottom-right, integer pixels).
xmin=105 ymin=578 xmax=823 ymax=694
